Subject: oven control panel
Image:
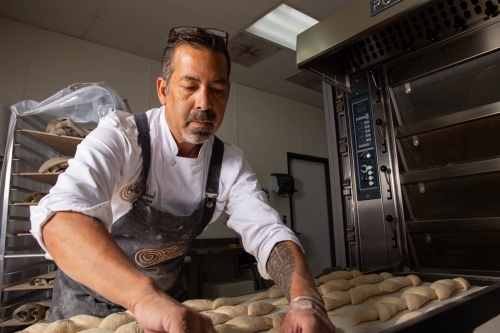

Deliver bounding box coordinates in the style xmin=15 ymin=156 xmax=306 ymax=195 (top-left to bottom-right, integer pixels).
xmin=349 ymin=89 xmax=381 ymax=201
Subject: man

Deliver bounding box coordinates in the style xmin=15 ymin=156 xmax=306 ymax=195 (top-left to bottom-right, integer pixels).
xmin=31 ymin=27 xmax=335 ymax=333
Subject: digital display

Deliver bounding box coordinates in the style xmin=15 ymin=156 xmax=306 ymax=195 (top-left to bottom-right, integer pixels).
xmin=357 ymin=105 xmax=367 ymax=113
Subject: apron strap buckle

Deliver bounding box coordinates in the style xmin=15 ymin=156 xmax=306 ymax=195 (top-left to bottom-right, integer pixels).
xmin=205 ymin=193 xmax=217 ymax=208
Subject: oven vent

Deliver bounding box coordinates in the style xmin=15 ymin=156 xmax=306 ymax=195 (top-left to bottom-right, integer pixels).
xmin=336 ymin=0 xmax=500 ymax=73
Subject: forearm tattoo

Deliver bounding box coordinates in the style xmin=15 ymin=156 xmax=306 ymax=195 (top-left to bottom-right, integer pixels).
xmin=267 ymin=242 xmax=295 ymax=300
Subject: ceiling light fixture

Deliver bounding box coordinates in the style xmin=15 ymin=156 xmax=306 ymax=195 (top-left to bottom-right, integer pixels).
xmin=245 ymin=4 xmax=319 ymax=51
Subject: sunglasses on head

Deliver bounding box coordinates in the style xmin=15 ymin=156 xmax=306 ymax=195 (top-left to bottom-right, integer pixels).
xmin=168 ymin=26 xmax=228 ymax=46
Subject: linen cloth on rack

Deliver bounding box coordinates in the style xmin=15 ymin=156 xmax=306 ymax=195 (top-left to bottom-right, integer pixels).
xmin=23 ymin=192 xmax=48 ymax=204
xmin=12 ymin=298 xmax=52 ymax=324
xmin=46 ymin=117 xmax=90 ymax=138
xmin=29 ymin=271 xmax=57 ymax=287
xmin=38 ymin=158 xmax=69 ymax=173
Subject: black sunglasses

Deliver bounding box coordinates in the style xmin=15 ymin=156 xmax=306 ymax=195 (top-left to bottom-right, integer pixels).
xmin=168 ymin=26 xmax=229 ymax=46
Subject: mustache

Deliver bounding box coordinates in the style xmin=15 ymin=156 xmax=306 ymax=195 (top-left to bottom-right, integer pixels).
xmin=186 ymin=110 xmax=216 ymax=123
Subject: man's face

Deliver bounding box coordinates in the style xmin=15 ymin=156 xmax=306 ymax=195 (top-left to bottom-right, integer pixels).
xmin=157 ymin=44 xmax=230 ymax=145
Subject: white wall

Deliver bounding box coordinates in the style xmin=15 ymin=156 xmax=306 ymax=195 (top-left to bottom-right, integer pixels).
xmin=0 ymin=17 xmax=328 ymax=239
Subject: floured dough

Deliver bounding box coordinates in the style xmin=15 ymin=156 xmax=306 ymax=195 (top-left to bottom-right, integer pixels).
xmin=318 ymin=270 xmax=353 ymax=284
xmin=318 ymin=279 xmax=351 ymax=295
xmin=225 ymin=315 xmax=273 ymax=332
xmin=407 ymin=275 xmax=421 ymax=286
xmin=268 ymin=287 xmax=284 ymax=299
xmin=99 ymin=312 xmax=135 ymax=330
xmin=201 ymin=311 xmax=231 ymax=325
xmin=115 ymin=322 xmax=144 ymax=333
xmin=213 ymin=298 xmax=240 ymax=309
xmin=182 ymin=299 xmax=214 ymax=312
xmin=380 ymin=272 xmax=394 ymax=280
xmin=272 ymin=298 xmax=289 ymax=306
xmin=454 ymin=277 xmax=470 ymax=291
xmin=350 ymin=308 xmax=379 ymax=326
xmin=314 ymin=279 xmax=322 ymax=286
xmin=350 ymin=274 xmax=383 ymax=287
xmin=69 ymin=315 xmax=103 ymax=329
xmin=248 ymin=301 xmax=276 ymax=316
xmin=351 ymin=270 xmax=363 ymax=278
xmin=272 ymin=312 xmax=286 ymax=328
xmin=401 ymin=293 xmax=432 ymax=311
xmin=373 ymin=302 xmax=398 ymax=322
xmin=430 ymin=279 xmax=459 ymax=301
xmin=322 ymin=291 xmax=351 ymax=309
xmin=213 ymin=305 xmax=248 ymax=318
xmin=395 ymin=312 xmax=422 ymax=325
xmin=268 ymin=328 xmax=280 ymax=333
xmin=44 ymin=319 xmax=83 ymax=333
xmin=213 ymin=324 xmax=247 ymax=333
xmin=19 ymin=323 xmax=49 ymax=333
xmin=350 ymin=284 xmax=379 ymax=305
xmin=79 ymin=329 xmax=114 ymax=333
xmin=250 ymin=291 xmax=269 ymax=301
xmin=376 ymin=297 xmax=408 ymax=312
xmin=379 ymin=279 xmax=405 ymax=294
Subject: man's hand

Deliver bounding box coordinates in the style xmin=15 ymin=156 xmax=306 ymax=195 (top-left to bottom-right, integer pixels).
xmin=281 ymin=299 xmax=336 ymax=333
xmin=131 ymin=288 xmax=216 ymax=333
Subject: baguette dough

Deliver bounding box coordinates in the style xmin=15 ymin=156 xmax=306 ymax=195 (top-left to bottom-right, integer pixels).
xmin=318 ymin=279 xmax=351 ymax=295
xmin=268 ymin=288 xmax=284 ymax=299
xmin=201 ymin=312 xmax=231 ymax=325
xmin=350 ymin=284 xmax=380 ymax=305
xmin=115 ymin=322 xmax=144 ymax=333
xmin=350 ymin=308 xmax=379 ymax=326
xmin=430 ymin=279 xmax=460 ymax=301
xmin=213 ymin=305 xmax=248 ymax=318
xmin=380 ymin=272 xmax=394 ymax=280
xmin=250 ymin=291 xmax=269 ymax=301
xmin=272 ymin=298 xmax=289 ymax=306
xmin=248 ymin=302 xmax=276 ymax=316
xmin=99 ymin=312 xmax=135 ymax=330
xmin=79 ymin=329 xmax=115 ymax=333
xmin=322 ymin=291 xmax=351 ymax=309
xmin=351 ymin=270 xmax=363 ymax=278
xmin=268 ymin=328 xmax=280 ymax=333
xmin=272 ymin=312 xmax=286 ymax=328
xmin=213 ymin=324 xmax=247 ymax=333
xmin=19 ymin=323 xmax=49 ymax=333
xmin=44 ymin=319 xmax=83 ymax=333
xmin=225 ymin=315 xmax=273 ymax=332
xmin=318 ymin=270 xmax=353 ymax=284
xmin=182 ymin=299 xmax=214 ymax=312
xmin=350 ymin=274 xmax=384 ymax=287
xmin=69 ymin=315 xmax=103 ymax=329
xmin=213 ymin=298 xmax=240 ymax=309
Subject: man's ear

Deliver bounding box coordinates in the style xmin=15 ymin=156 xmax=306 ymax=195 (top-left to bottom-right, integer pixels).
xmin=157 ymin=77 xmax=167 ymax=106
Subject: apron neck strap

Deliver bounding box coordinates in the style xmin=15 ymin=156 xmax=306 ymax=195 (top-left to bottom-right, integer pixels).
xmin=133 ymin=113 xmax=151 ymax=194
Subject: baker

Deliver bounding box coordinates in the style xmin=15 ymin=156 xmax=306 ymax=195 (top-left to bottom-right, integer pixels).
xmin=30 ymin=27 xmax=335 ymax=333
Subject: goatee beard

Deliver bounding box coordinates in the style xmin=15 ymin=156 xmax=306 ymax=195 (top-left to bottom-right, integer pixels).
xmin=182 ymin=110 xmax=216 ymax=144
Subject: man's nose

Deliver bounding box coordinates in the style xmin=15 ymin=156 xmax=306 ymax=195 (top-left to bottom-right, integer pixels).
xmin=195 ymin=88 xmax=212 ymax=110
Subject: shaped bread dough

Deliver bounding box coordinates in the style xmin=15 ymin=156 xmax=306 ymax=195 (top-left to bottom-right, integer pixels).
xmin=319 ymin=271 xmax=353 ymax=284
xmin=225 ymin=315 xmax=273 ymax=332
xmin=182 ymin=299 xmax=214 ymax=312
xmin=213 ymin=298 xmax=241 ymax=309
xmin=213 ymin=324 xmax=247 ymax=333
xmin=454 ymin=277 xmax=470 ymax=291
xmin=380 ymin=272 xmax=394 ymax=280
xmin=395 ymin=312 xmax=422 ymax=325
xmin=272 ymin=298 xmax=289 ymax=306
xmin=376 ymin=297 xmax=408 ymax=312
xmin=402 ymin=286 xmax=437 ymax=300
xmin=350 ymin=284 xmax=380 ymax=305
xmin=268 ymin=328 xmax=280 ymax=333
xmin=350 ymin=308 xmax=379 ymax=326
xmin=401 ymin=293 xmax=432 ymax=311
xmin=213 ymin=305 xmax=248 ymax=318
xmin=373 ymin=302 xmax=399 ymax=322
xmin=115 ymin=322 xmax=144 ymax=333
xmin=268 ymin=288 xmax=284 ymax=299
xmin=272 ymin=312 xmax=286 ymax=328
xmin=99 ymin=312 xmax=136 ymax=330
xmin=351 ymin=270 xmax=363 ymax=278
xmin=430 ymin=279 xmax=466 ymax=301
xmin=250 ymin=291 xmax=269 ymax=301
xmin=379 ymin=279 xmax=405 ymax=294
xmin=407 ymin=275 xmax=421 ymax=286
xmin=44 ymin=319 xmax=83 ymax=333
xmin=20 ymin=323 xmax=49 ymax=333
xmin=79 ymin=329 xmax=114 ymax=333
xmin=69 ymin=315 xmax=103 ymax=329
xmin=248 ymin=301 xmax=276 ymax=316
xmin=201 ymin=312 xmax=231 ymax=325
xmin=322 ymin=291 xmax=351 ymax=309
xmin=323 ymin=297 xmax=343 ymax=311
xmin=318 ymin=279 xmax=351 ymax=295
xmin=350 ymin=274 xmax=383 ymax=287
xmin=314 ymin=279 xmax=322 ymax=286
xmin=389 ymin=276 xmax=412 ymax=287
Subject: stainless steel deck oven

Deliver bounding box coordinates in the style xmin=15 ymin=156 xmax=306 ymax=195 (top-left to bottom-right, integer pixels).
xmin=297 ymin=0 xmax=500 ymax=331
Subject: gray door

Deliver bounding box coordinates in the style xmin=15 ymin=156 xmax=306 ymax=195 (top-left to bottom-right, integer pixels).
xmin=289 ymin=154 xmax=334 ymax=277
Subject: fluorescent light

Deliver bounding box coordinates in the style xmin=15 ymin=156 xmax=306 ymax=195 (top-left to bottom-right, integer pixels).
xmin=245 ymin=4 xmax=318 ymax=50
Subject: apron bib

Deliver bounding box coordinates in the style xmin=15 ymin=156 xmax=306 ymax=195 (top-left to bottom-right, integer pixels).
xmin=49 ymin=112 xmax=224 ymax=320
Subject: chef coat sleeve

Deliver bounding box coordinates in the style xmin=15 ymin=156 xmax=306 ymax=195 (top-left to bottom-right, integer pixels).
xmin=224 ymin=156 xmax=302 ymax=279
xmin=30 ymin=112 xmax=137 ymax=258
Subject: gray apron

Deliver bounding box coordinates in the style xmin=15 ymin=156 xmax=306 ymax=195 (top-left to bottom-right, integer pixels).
xmin=48 ymin=112 xmax=224 ymax=321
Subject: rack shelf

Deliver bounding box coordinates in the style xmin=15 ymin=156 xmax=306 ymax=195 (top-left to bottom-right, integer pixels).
xmin=3 ymin=279 xmax=53 ymax=292
xmin=15 ymin=172 xmax=60 ymax=185
xmin=20 ymin=129 xmax=83 ymax=156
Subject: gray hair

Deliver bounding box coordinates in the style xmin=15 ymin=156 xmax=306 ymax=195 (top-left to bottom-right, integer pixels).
xmin=161 ymin=30 xmax=231 ymax=92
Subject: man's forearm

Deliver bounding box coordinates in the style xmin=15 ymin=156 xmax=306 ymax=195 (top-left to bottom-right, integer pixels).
xmin=266 ymin=240 xmax=322 ymax=303
xmin=42 ymin=211 xmax=159 ymax=310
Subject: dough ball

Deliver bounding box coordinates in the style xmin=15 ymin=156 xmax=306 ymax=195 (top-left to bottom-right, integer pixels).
xmin=115 ymin=321 xmax=144 ymax=333
xmin=272 ymin=298 xmax=289 ymax=306
xmin=213 ymin=298 xmax=240 ymax=309
xmin=225 ymin=315 xmax=273 ymax=332
xmin=99 ymin=312 xmax=136 ymax=330
xmin=201 ymin=311 xmax=231 ymax=325
xmin=248 ymin=301 xmax=276 ymax=316
xmin=250 ymin=291 xmax=270 ymax=301
xmin=213 ymin=305 xmax=248 ymax=318
xmin=44 ymin=319 xmax=83 ymax=333
xmin=272 ymin=312 xmax=286 ymax=328
xmin=182 ymin=299 xmax=214 ymax=312
xmin=350 ymin=308 xmax=379 ymax=326
xmin=69 ymin=315 xmax=103 ymax=329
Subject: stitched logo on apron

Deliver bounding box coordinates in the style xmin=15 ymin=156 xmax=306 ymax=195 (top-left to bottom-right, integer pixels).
xmin=120 ymin=182 xmax=148 ymax=202
xmin=135 ymin=246 xmax=179 ymax=267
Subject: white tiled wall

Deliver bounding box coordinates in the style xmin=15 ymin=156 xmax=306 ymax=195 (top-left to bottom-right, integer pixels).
xmin=0 ymin=17 xmax=328 ymax=239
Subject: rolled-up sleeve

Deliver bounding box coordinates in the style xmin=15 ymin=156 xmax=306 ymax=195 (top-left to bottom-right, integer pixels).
xmin=30 ymin=113 xmax=136 ymax=258
xmin=224 ymin=156 xmax=302 ymax=279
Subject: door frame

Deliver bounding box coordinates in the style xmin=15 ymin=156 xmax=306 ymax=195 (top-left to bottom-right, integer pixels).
xmin=287 ymin=152 xmax=336 ymax=269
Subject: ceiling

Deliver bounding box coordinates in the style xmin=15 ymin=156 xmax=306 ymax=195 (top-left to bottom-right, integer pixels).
xmin=0 ymin=0 xmax=354 ymax=108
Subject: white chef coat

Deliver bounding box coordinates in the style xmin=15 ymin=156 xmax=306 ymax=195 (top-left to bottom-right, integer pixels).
xmin=30 ymin=107 xmax=300 ymax=278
